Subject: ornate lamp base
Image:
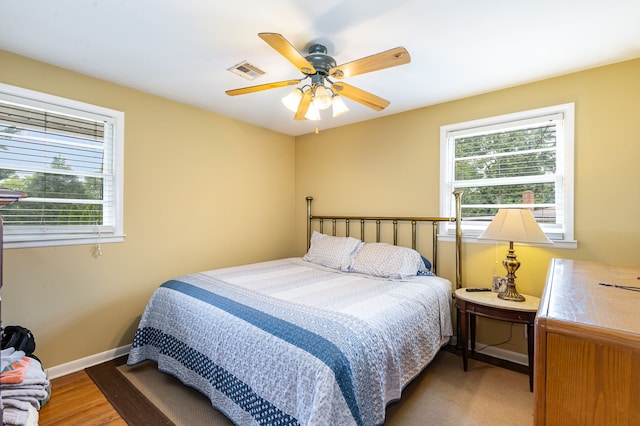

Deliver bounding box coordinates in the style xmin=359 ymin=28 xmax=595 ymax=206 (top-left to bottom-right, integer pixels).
xmin=500 ymin=241 xmax=526 ymax=302
xmin=498 ymin=285 xmax=526 ymax=302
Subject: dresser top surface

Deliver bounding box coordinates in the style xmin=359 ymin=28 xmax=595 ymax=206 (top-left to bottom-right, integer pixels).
xmin=540 ymin=258 xmax=640 ymax=336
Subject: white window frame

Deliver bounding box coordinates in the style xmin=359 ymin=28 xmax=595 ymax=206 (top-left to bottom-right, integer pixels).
xmin=0 ymin=83 xmax=125 ymax=249
xmin=440 ymin=103 xmax=576 ymax=249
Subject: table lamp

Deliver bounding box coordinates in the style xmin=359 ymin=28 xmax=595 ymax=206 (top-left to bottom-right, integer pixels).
xmin=478 ymin=208 xmax=552 ymax=302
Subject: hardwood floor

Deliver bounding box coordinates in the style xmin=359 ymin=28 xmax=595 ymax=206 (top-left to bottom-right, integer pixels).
xmin=39 ymin=370 xmax=126 ymax=426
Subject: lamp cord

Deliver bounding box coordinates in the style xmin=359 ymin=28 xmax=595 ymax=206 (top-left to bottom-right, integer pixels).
xmin=473 ymin=322 xmax=514 ymax=352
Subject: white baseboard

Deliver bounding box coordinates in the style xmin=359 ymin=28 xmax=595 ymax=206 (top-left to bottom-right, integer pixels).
xmin=45 ymin=344 xmax=130 ymax=380
xmin=449 ymin=336 xmax=528 ymax=366
xmin=475 ymin=344 xmax=528 ymax=366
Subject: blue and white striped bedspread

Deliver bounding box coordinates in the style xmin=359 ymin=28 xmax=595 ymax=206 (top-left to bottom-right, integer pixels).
xmin=127 ymin=257 xmax=453 ymax=425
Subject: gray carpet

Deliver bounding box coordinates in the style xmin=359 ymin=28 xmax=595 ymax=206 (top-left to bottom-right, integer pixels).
xmin=118 ymin=350 xmax=534 ymax=425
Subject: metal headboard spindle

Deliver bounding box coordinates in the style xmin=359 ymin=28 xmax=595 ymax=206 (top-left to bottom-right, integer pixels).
xmin=306 ymin=190 xmax=463 ymax=286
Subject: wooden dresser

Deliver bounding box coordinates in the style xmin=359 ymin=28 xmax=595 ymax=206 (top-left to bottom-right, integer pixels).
xmin=534 ymin=258 xmax=640 ymax=425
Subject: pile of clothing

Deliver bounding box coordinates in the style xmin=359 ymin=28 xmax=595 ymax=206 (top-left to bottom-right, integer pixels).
xmin=1 ymin=327 xmax=50 ymax=426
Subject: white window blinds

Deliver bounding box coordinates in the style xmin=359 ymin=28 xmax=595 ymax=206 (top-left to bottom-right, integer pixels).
xmin=0 ymin=84 xmax=124 ymax=248
xmin=440 ymin=104 xmax=575 ymax=243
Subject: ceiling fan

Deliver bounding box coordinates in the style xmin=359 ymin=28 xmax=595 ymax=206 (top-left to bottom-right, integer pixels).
xmin=226 ymin=33 xmax=411 ymax=120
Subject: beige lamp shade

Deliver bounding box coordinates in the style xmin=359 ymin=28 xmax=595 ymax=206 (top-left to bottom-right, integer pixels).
xmin=478 ymin=208 xmax=553 ymax=244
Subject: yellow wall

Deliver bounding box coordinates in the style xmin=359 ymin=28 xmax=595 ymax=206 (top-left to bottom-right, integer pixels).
xmin=0 ymin=50 xmax=297 ymax=367
xmin=2 ymin=49 xmax=640 ymax=367
xmin=296 ymin=58 xmax=640 ymax=354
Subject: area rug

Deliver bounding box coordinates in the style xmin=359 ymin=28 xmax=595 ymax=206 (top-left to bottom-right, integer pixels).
xmin=87 ymin=350 xmax=534 ymax=425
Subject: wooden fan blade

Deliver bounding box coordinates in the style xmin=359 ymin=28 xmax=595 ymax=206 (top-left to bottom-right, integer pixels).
xmin=329 ymin=47 xmax=410 ymax=79
xmin=294 ymin=89 xmax=313 ymax=120
xmin=258 ymin=33 xmax=316 ymax=75
xmin=331 ymin=82 xmax=390 ymax=111
xmin=226 ymin=79 xmax=302 ymax=96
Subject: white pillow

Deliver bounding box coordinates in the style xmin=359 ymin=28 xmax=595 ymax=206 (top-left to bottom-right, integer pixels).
xmin=303 ymin=231 xmax=363 ymax=271
xmin=349 ymin=242 xmax=428 ymax=279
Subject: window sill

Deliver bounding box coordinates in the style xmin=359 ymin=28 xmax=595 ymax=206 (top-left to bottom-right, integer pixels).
xmin=4 ymin=234 xmax=126 ymax=249
xmin=438 ymin=234 xmax=578 ymax=250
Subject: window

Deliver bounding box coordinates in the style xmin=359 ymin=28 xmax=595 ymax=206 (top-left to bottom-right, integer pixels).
xmin=440 ymin=103 xmax=575 ymax=246
xmin=0 ymin=83 xmax=124 ymax=249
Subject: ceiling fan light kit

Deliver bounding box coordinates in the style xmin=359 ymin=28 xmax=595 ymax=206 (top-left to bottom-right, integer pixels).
xmin=226 ymin=33 xmax=411 ymax=124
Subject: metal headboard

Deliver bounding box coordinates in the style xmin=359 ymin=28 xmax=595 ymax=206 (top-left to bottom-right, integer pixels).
xmin=306 ymin=190 xmax=463 ymax=289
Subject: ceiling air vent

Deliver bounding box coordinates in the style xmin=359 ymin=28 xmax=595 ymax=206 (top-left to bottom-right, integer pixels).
xmin=228 ymin=61 xmax=266 ymax=81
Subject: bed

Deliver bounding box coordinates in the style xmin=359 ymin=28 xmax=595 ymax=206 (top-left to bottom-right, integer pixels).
xmin=127 ymin=192 xmax=463 ymax=425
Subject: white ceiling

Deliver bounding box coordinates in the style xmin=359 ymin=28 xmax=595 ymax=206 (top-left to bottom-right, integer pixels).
xmin=2 ymin=1 xmax=640 ymax=136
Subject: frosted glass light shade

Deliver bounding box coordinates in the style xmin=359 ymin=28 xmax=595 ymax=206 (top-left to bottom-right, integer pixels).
xmin=304 ymin=104 xmax=321 ymax=121
xmin=281 ymin=88 xmax=303 ymax=112
xmin=312 ymin=85 xmax=332 ymax=110
xmin=331 ymin=95 xmax=349 ymax=117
